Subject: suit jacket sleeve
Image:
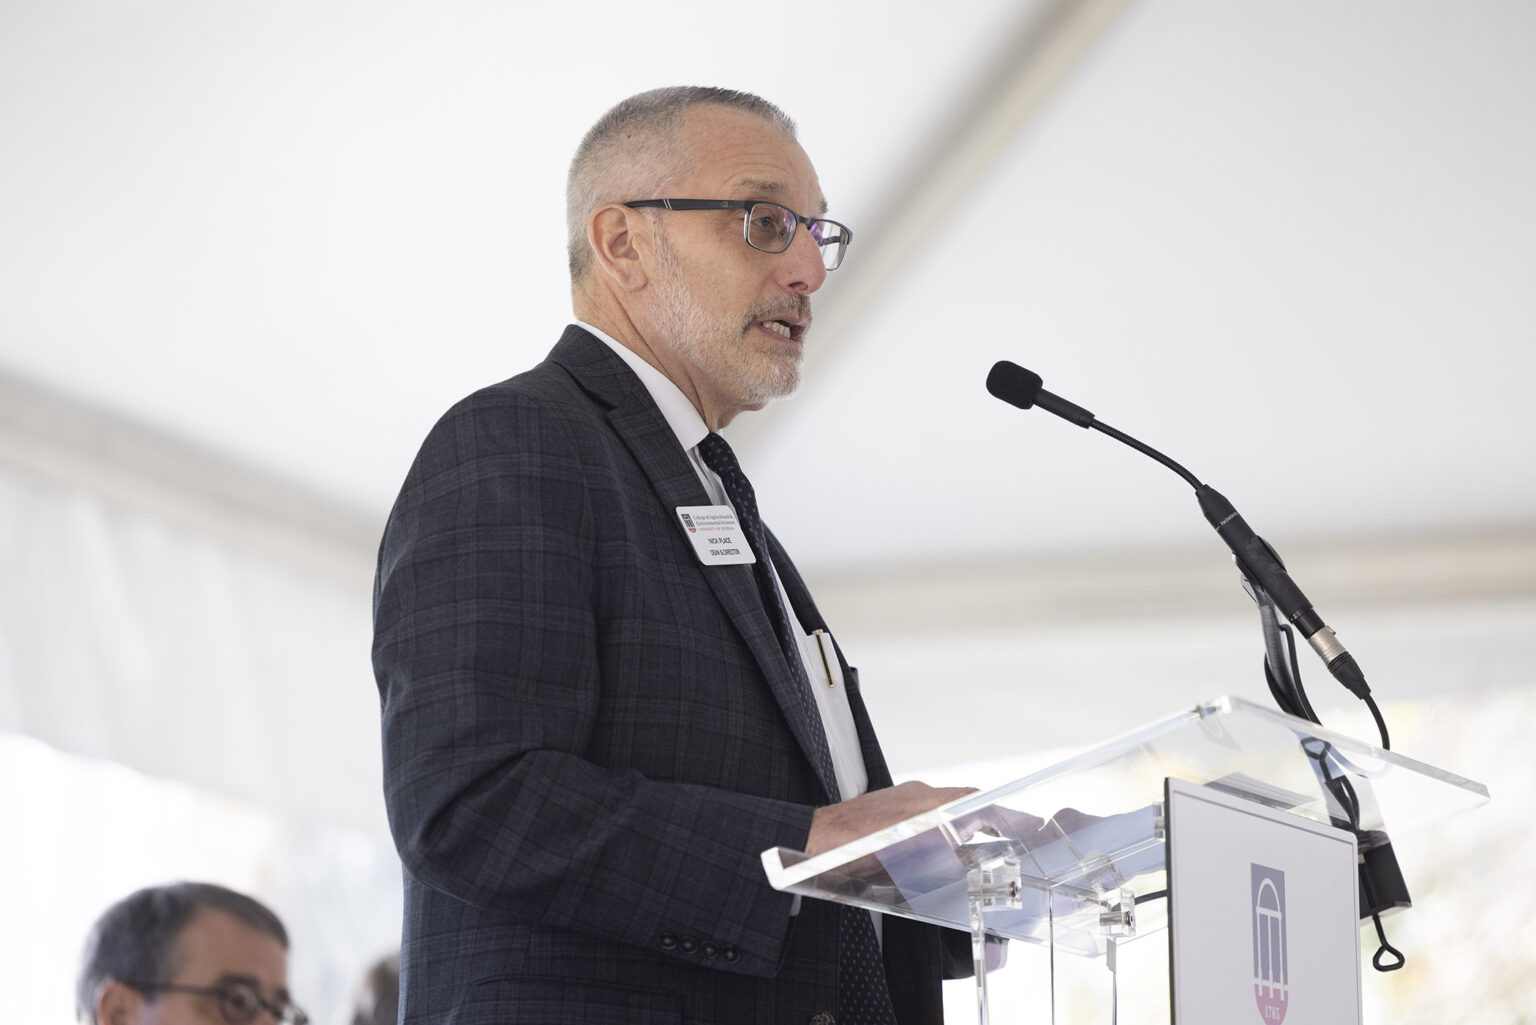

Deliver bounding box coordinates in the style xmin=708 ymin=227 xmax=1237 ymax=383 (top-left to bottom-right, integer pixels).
xmin=372 ymin=368 xmax=821 ymax=978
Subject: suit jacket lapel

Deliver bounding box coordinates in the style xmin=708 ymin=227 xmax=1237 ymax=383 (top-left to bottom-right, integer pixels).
xmin=549 ymin=326 xmax=842 ymax=801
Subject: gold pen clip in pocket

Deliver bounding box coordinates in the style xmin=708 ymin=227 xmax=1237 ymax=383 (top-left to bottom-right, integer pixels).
xmin=811 ymin=628 xmax=836 ymax=688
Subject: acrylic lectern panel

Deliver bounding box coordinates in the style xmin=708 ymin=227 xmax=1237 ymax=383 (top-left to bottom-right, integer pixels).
xmin=762 ymin=695 xmax=1489 ymax=960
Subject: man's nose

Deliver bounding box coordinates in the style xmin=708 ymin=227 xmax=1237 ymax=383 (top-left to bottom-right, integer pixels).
xmin=777 ymin=224 xmax=828 ymax=294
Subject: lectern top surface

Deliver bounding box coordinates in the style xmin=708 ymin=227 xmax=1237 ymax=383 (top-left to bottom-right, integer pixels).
xmin=762 ymin=695 xmax=1488 ymax=958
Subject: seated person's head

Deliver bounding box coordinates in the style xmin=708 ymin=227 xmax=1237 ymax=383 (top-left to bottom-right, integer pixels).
xmin=77 ymin=881 xmax=306 ymax=1025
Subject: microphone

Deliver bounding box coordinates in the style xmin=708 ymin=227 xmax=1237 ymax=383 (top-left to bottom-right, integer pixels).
xmin=985 ymin=362 xmax=1095 ymax=427
xmin=986 ymin=360 xmax=1374 ymax=709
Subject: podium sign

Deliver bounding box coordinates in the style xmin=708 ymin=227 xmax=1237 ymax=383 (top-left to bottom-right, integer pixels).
xmin=1166 ymin=778 xmax=1362 ymax=1024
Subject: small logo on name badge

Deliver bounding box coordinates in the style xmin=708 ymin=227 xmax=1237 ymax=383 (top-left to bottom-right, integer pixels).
xmin=1252 ymin=863 xmax=1288 ymax=1024
xmin=680 ymin=513 xmax=697 ymax=533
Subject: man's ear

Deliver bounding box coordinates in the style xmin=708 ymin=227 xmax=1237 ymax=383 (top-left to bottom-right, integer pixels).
xmin=587 ymin=204 xmax=651 ymax=291
xmin=93 ymin=980 xmax=141 ymax=1025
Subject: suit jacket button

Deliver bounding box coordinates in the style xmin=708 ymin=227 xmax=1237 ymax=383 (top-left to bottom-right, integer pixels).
xmin=680 ymin=936 xmax=698 ymax=954
xmin=701 ymin=942 xmax=719 ymax=959
xmin=809 ymin=1013 xmax=836 ymax=1025
xmin=660 ymin=933 xmax=678 ymax=950
xmin=722 ymin=946 xmax=740 ymax=963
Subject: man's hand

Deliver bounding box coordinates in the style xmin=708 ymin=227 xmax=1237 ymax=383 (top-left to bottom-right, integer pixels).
xmin=806 ymin=780 xmax=977 ymax=855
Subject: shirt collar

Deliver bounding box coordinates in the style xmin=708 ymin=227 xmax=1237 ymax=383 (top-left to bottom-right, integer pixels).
xmin=576 ymin=320 xmax=709 ymax=451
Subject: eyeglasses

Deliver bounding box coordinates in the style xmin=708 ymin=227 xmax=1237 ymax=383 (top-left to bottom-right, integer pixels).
xmin=119 ymin=979 xmax=310 ymax=1025
xmin=624 ymin=199 xmax=852 ymax=271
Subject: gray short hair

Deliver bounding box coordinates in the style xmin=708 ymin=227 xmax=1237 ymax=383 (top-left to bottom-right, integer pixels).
xmin=566 ymin=86 xmax=797 ymax=282
xmin=76 ymin=882 xmax=289 ymax=1024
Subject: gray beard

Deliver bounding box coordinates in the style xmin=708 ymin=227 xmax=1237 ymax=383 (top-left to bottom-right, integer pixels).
xmin=650 ymin=233 xmax=803 ymax=408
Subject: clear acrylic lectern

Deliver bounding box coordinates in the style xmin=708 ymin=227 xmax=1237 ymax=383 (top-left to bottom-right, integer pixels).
xmin=761 ymin=696 xmax=1488 ymax=1024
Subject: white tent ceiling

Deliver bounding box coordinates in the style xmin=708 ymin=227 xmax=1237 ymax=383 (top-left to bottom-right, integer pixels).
xmin=2 ymin=0 xmax=1534 ymax=823
xmin=4 ymin=0 xmax=1533 ymax=566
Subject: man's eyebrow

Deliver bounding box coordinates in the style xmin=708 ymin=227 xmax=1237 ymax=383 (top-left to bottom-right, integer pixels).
xmin=212 ymin=973 xmax=290 ymax=1001
xmin=729 ymin=177 xmax=829 ymax=217
xmin=729 ymin=176 xmax=786 ymax=197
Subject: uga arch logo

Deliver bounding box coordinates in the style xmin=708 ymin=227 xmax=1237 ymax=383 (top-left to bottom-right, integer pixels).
xmin=1252 ymin=863 xmax=1289 ymax=1023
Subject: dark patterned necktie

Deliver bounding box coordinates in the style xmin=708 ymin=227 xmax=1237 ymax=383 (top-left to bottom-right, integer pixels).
xmin=695 ymin=432 xmax=804 ymax=681
xmin=695 ymin=432 xmax=897 ymax=1025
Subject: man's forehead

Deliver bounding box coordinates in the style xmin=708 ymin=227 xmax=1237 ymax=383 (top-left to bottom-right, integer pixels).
xmin=174 ymin=907 xmax=290 ymax=985
xmin=677 ymin=105 xmax=829 ymax=215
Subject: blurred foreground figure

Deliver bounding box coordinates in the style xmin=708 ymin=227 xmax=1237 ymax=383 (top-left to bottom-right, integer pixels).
xmin=348 ymin=952 xmax=399 ymax=1025
xmin=77 ymin=881 xmax=307 ymax=1025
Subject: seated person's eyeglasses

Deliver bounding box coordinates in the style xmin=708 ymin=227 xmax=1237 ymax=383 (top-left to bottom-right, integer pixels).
xmin=119 ymin=979 xmax=310 ymax=1025
xmin=624 ymin=199 xmax=852 ymax=271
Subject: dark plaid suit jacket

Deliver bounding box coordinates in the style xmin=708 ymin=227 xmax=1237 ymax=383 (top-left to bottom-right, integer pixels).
xmin=373 ymin=326 xmax=958 ymax=1024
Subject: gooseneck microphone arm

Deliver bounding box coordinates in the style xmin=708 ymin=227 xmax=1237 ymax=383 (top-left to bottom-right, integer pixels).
xmin=1091 ymin=420 xmax=1202 ymax=489
xmin=987 ymin=359 xmax=1203 ymax=482
xmin=985 ymin=360 xmax=1388 ymax=749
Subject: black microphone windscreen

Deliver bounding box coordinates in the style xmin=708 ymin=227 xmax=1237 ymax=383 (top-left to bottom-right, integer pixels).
xmin=986 ymin=361 xmax=1043 ymax=410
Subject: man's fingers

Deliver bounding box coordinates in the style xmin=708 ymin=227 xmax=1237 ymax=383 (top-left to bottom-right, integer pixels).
xmin=807 ymin=782 xmax=978 ymax=854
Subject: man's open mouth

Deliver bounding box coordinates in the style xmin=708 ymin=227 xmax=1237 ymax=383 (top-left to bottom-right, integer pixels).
xmin=759 ymin=317 xmax=806 ymax=341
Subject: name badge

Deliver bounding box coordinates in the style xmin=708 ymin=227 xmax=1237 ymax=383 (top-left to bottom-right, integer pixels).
xmin=676 ymin=505 xmax=757 ymax=565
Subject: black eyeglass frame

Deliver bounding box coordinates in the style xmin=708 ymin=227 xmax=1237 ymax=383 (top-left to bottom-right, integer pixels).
xmin=118 ymin=979 xmax=310 ymax=1025
xmin=623 ymin=198 xmax=852 ymax=270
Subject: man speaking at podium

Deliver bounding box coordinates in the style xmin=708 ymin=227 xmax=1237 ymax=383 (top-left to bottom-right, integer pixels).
xmin=373 ymin=86 xmax=971 ymax=1024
